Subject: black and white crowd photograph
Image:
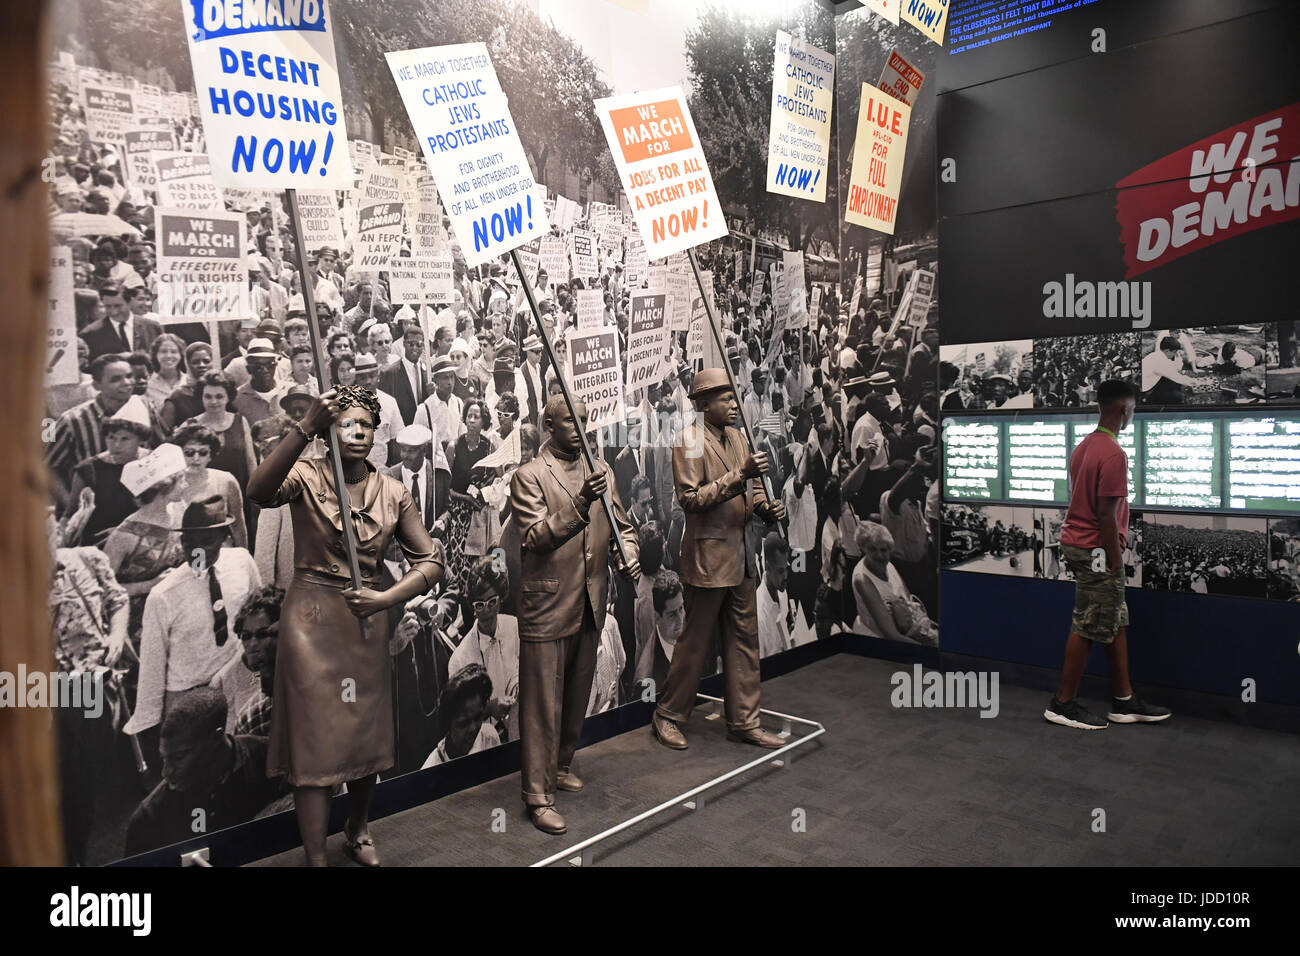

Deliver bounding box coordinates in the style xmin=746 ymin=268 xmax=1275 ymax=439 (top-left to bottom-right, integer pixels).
xmin=1266 ymin=518 xmax=1300 ymax=602
xmin=1138 ymin=513 xmax=1268 ymax=599
xmin=1032 ymin=333 xmax=1140 ymax=410
xmin=936 ymin=339 xmax=1034 ymax=410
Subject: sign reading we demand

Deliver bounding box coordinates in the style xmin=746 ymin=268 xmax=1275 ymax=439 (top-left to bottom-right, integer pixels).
xmin=181 ymin=0 xmax=354 ymax=189
xmin=386 ymin=43 xmax=549 ymax=268
xmin=595 ymin=87 xmax=728 ymax=260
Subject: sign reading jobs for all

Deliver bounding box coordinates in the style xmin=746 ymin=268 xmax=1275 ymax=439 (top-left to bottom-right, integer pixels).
xmin=154 ymin=207 xmax=249 ymax=324
xmin=845 ymin=85 xmax=912 ymax=235
xmin=181 ymin=0 xmax=354 ymax=189
xmin=766 ymin=31 xmax=834 ymax=203
xmin=595 ymin=86 xmax=728 ymax=260
xmin=385 ymin=43 xmax=549 ymax=268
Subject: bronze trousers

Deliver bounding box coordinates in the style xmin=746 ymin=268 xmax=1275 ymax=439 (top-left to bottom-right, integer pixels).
xmin=519 ymin=601 xmax=598 ymax=808
xmin=654 ymin=578 xmax=761 ymax=733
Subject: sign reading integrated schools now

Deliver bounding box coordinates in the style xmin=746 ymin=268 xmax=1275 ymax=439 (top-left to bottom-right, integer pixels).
xmin=385 ymin=43 xmax=550 ymax=268
xmin=182 ymin=0 xmax=353 ymax=189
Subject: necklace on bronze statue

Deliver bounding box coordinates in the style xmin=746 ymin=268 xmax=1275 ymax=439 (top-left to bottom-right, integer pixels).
xmin=343 ymin=464 xmax=368 ymax=484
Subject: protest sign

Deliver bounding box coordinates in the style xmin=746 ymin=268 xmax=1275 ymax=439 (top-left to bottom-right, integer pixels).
xmin=123 ymin=128 xmax=177 ymax=191
xmin=733 ymin=251 xmax=745 ymax=283
xmin=810 ymin=285 xmax=822 ymax=317
xmin=420 ymin=253 xmax=456 ymax=305
xmin=511 ymin=245 xmax=541 ymax=287
xmin=594 ymin=86 xmax=728 ymax=259
xmin=849 ymin=274 xmax=863 ymax=318
xmin=134 ymin=83 xmax=165 ymax=118
xmin=766 ymin=31 xmax=834 ymax=203
xmin=388 ymin=258 xmax=422 ymax=306
xmin=862 ymin=0 xmax=900 ymax=25
xmin=46 ymin=248 xmax=78 ymax=387
xmin=353 ymin=166 xmax=404 ymax=272
xmin=783 ymin=249 xmax=807 ymax=320
xmin=908 ymin=267 xmax=935 ymax=325
xmin=750 ymin=269 xmax=764 ymax=310
xmin=82 ymin=86 xmax=135 ymax=145
xmin=538 ymin=235 xmax=570 ymax=286
xmin=293 ymin=189 xmax=344 ymax=255
xmin=576 ymin=289 xmax=605 ymax=331
xmin=845 ymin=86 xmax=911 ymax=235
xmin=154 ymin=207 xmax=249 ymax=324
xmin=385 ymin=42 xmax=549 ymax=267
xmin=901 ymin=0 xmax=949 ymax=45
xmin=686 ymin=303 xmax=705 ymax=364
xmin=866 ymin=245 xmax=883 ymax=295
xmin=566 ymin=326 xmax=624 ymax=432
xmin=626 ymin=289 xmax=669 ymax=390
xmin=153 ymin=151 xmax=225 ymax=209
xmin=552 ymin=194 xmax=581 ymax=232
xmin=411 ymin=177 xmax=445 ymax=256
xmin=668 ymin=263 xmax=693 ymax=332
xmin=625 ymin=237 xmax=650 ymax=288
xmin=571 ymin=228 xmax=599 ymax=279
xmin=181 ymin=0 xmax=353 ymax=189
xmin=879 ymin=47 xmax=925 ymax=107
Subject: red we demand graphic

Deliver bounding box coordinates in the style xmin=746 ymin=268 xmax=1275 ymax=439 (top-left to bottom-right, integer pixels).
xmin=1115 ymin=102 xmax=1300 ymax=278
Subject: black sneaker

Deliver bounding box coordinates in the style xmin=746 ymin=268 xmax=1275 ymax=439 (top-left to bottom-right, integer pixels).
xmin=1044 ymin=696 xmax=1108 ymax=730
xmin=1107 ymin=694 xmax=1171 ymax=723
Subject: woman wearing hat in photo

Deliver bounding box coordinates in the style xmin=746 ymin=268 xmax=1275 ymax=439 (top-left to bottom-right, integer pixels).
xmin=180 ymin=370 xmax=257 ymax=494
xmin=102 ymin=443 xmax=188 ymax=636
xmin=66 ymin=394 xmax=152 ymax=546
xmin=247 ymin=384 xmax=445 ymax=867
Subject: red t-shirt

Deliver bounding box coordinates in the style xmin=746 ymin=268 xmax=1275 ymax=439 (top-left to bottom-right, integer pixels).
xmin=1059 ymin=430 xmax=1129 ymax=550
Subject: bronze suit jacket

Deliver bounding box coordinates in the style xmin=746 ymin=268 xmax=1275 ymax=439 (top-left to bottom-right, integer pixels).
xmin=510 ymin=446 xmax=639 ymax=642
xmin=673 ymin=420 xmax=765 ymax=589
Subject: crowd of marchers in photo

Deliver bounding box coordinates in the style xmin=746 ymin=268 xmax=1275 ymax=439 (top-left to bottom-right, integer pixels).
xmin=42 ymin=67 xmax=945 ymax=863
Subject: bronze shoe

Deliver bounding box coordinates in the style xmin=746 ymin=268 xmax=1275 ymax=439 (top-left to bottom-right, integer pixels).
xmin=652 ymin=714 xmax=688 ymax=750
xmin=343 ymin=823 xmax=381 ymax=867
xmin=726 ymin=726 xmax=785 ymax=749
xmin=530 ymin=806 xmax=567 ymax=835
xmin=556 ymin=769 xmax=584 ymax=792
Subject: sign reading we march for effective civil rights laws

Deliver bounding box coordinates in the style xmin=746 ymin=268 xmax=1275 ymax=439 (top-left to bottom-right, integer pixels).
xmin=385 ymin=43 xmax=550 ymax=268
xmin=594 ymin=86 xmax=728 ymax=260
xmin=155 ymin=207 xmax=249 ymax=323
xmin=181 ymin=0 xmax=354 ymax=188
xmin=845 ymin=85 xmax=911 ymax=235
xmin=766 ymin=31 xmax=834 ymax=203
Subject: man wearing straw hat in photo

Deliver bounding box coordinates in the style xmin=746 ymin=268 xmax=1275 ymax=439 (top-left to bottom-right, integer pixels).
xmin=125 ymin=493 xmax=261 ymax=738
xmin=651 ymin=368 xmax=787 ymax=752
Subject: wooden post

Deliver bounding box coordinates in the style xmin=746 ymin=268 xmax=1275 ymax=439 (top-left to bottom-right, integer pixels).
xmin=1 ymin=0 xmax=63 ymax=866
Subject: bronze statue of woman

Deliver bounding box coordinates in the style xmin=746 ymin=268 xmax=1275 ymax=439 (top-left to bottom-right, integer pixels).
xmin=248 ymin=385 xmax=444 ymax=866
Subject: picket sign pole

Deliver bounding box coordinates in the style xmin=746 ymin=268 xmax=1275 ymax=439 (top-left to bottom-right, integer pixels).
xmin=686 ymin=246 xmax=775 ymax=506
xmin=509 ymin=247 xmax=631 ymax=569
xmin=285 ymin=187 xmax=364 ymax=592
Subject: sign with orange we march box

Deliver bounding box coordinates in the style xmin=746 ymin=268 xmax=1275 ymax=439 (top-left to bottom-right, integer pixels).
xmin=594 ymin=86 xmax=728 ymax=259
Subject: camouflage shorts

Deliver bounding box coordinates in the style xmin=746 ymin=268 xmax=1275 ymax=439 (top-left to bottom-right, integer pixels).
xmin=1061 ymin=544 xmax=1129 ymax=644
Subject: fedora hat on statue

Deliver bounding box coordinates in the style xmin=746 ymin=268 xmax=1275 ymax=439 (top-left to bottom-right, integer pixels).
xmin=689 ymin=367 xmax=733 ymax=400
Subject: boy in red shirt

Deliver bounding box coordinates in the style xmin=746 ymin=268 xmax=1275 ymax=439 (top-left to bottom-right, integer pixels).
xmin=1045 ymin=380 xmax=1171 ymax=730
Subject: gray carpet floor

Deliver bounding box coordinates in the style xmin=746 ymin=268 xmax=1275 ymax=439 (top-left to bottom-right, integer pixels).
xmin=249 ymin=654 xmax=1300 ymax=867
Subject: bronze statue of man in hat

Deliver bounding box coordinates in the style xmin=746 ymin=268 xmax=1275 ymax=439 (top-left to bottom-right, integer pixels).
xmin=651 ymin=368 xmax=787 ymax=751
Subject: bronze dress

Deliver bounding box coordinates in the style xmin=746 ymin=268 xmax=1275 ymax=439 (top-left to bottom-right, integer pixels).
xmin=262 ymin=458 xmax=442 ymax=787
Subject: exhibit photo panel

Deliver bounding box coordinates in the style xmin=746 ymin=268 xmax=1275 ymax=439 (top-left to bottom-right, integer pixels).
xmin=38 ymin=0 xmax=855 ymax=865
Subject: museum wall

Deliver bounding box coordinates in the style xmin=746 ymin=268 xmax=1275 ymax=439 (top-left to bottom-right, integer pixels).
xmin=41 ymin=0 xmax=867 ymax=865
xmin=934 ymin=0 xmax=1300 ymax=708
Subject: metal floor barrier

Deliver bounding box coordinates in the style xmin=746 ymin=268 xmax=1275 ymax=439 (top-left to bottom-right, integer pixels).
xmin=531 ymin=694 xmax=827 ymax=867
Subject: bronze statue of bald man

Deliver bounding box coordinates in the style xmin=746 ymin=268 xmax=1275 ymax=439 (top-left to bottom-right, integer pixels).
xmin=510 ymin=395 xmax=640 ymax=835
xmin=652 ymin=368 xmax=787 ymax=751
